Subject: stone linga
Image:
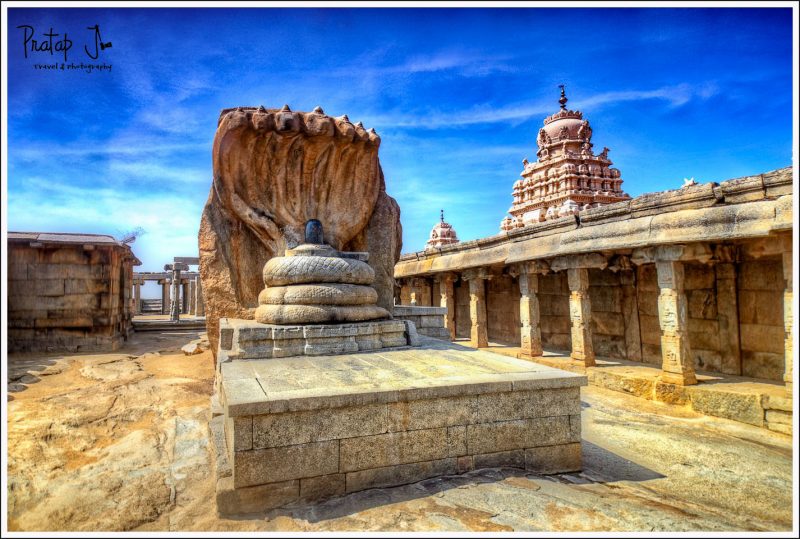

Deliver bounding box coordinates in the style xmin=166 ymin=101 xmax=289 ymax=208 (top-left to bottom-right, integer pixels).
xmin=199 ymin=105 xmax=402 ymax=357
xmin=254 ymin=219 xmax=391 ymax=325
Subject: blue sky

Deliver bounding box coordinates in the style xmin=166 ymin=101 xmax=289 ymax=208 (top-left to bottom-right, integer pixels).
xmin=5 ymin=6 xmax=795 ymax=284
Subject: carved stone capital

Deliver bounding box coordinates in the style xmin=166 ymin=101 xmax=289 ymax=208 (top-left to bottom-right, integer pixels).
xmin=433 ymin=272 xmax=458 ymax=284
xmin=462 ymin=267 xmax=491 ymax=281
xmin=608 ymin=254 xmax=634 ymax=272
xmin=711 ymin=244 xmax=739 ymax=265
xmin=550 ymin=253 xmax=607 ymax=272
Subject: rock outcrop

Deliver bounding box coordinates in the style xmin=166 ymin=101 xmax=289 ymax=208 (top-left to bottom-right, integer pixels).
xmin=199 ymin=105 xmax=402 ymax=357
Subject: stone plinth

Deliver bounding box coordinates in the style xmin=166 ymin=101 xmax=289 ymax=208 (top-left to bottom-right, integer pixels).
xmin=393 ymin=305 xmax=450 ymax=340
xmin=214 ymin=337 xmax=587 ymax=515
xmin=217 ymin=318 xmax=415 ymax=362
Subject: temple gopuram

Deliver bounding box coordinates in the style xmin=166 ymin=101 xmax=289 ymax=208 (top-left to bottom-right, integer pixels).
xmin=501 ymin=86 xmax=630 ymax=230
xmin=425 ymin=210 xmax=460 ymax=250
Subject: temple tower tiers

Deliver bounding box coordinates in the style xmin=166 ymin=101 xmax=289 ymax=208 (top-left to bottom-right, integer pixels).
xmin=501 ymin=86 xmax=630 ymax=231
xmin=425 ymin=209 xmax=460 ymax=250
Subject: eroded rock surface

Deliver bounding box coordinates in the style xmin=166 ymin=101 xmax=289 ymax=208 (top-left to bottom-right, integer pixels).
xmin=199 ymin=106 xmax=401 ymax=355
xmin=6 ymin=335 xmax=792 ymax=532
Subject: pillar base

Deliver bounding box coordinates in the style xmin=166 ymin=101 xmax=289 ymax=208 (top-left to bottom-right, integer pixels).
xmin=570 ymin=352 xmax=596 ymax=368
xmin=658 ymin=371 xmax=697 ymax=386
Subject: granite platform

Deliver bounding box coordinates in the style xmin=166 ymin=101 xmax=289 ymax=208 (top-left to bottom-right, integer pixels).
xmin=217 ymin=317 xmax=416 ymax=362
xmin=213 ymin=336 xmax=587 ymax=515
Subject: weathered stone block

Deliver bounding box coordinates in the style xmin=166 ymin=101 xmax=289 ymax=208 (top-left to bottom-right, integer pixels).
xmin=593 ymin=336 xmax=627 ymax=360
xmin=589 ymin=286 xmax=622 ymax=313
xmin=742 ymin=351 xmax=784 ymax=381
xmin=225 ymin=416 xmax=253 ymax=453
xmin=719 ymin=175 xmax=765 ymax=203
xmin=299 ymin=473 xmax=345 ymax=502
xmin=692 ymin=350 xmax=723 ymax=373
xmin=591 ymin=312 xmax=625 ymax=336
xmin=33 ymin=279 xmax=65 ymax=297
xmin=233 ymin=440 xmax=339 ymax=487
xmin=344 ymin=457 xmax=457 ymax=493
xmin=688 ymin=388 xmax=764 ymax=427
xmin=339 ymin=426 xmax=465 ymax=472
xmin=541 ymin=316 xmax=570 ymax=335
xmin=524 ymin=443 xmax=582 ymax=474
xmin=739 ymin=324 xmax=784 ymax=354
xmin=738 ymin=260 xmax=784 ymax=291
xmin=216 ymin=476 xmax=299 ymax=515
xmin=543 ymin=333 xmax=571 ymax=351
xmin=30 ymin=263 xmax=92 ymax=280
xmin=687 ymin=325 xmax=721 ymax=352
xmin=473 ymin=449 xmax=526 ymax=469
xmin=654 ymin=381 xmax=689 ymax=405
xmin=687 ymin=289 xmax=717 ymax=320
xmin=638 ymin=315 xmax=662 ymax=345
xmin=418 ymin=315 xmax=444 ymax=328
xmin=765 ymin=409 xmax=792 ymax=426
xmin=41 ymin=248 xmax=89 ymax=265
xmin=765 ymin=421 xmax=792 ymax=435
xmin=467 ymin=416 xmax=572 ymax=455
xmin=684 ymin=265 xmax=715 ymax=290
xmin=588 ymin=369 xmax=654 ymax=398
xmin=753 ymin=291 xmax=786 ymax=326
xmin=762 ymin=394 xmax=793 ymax=412
xmin=35 ymin=316 xmax=93 ymax=329
xmin=387 ymin=396 xmax=476 ymax=432
xmin=476 ymin=388 xmax=580 ymax=423
xmin=253 ymin=403 xmax=387 ymax=448
xmin=588 ymin=268 xmax=621 ymax=287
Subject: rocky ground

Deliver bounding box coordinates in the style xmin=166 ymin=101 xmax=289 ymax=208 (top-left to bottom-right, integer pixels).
xmin=6 ymin=331 xmax=794 ymax=532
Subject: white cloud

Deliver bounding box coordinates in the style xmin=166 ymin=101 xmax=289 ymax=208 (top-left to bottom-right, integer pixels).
xmin=362 ymin=82 xmax=721 ymax=130
xmin=8 ymin=177 xmax=207 ymax=272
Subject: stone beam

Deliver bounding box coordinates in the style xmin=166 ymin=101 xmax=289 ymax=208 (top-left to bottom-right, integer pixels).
xmin=164 ymin=262 xmax=190 ymax=272
xmin=174 ymin=256 xmax=200 ymax=265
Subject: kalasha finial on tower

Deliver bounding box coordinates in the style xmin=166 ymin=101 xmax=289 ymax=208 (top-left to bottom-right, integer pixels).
xmin=558 ymin=84 xmax=568 ymax=110
xmin=440 ymin=209 xmax=445 ymax=223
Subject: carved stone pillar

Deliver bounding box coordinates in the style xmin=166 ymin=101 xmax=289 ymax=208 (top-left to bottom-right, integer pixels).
xmin=783 ymin=242 xmax=793 ymax=395
xmin=436 ymin=273 xmax=457 ymax=340
xmin=164 ymin=263 xmax=189 ymax=321
xmin=567 ymin=267 xmax=595 ymax=366
xmin=188 ymin=279 xmax=197 ymax=316
xmin=463 ymin=268 xmax=489 ymax=348
xmin=159 ymin=279 xmax=170 ymax=315
xmin=171 ymin=272 xmax=182 ymax=321
xmin=714 ymin=245 xmax=741 ymax=375
xmin=656 ymin=259 xmax=697 ymax=385
xmin=133 ymin=279 xmax=142 ymax=315
xmin=195 ymin=276 xmax=205 ymax=317
xmin=181 ymin=280 xmax=190 ymax=314
xmin=510 ymin=261 xmax=548 ymax=358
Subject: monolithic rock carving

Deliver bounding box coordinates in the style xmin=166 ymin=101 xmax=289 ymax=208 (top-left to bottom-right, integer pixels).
xmin=199 ymin=106 xmax=401 ymax=356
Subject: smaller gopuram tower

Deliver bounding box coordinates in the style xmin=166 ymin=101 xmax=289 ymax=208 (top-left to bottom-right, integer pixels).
xmin=500 ymin=85 xmax=630 ymax=231
xmin=425 ymin=209 xmax=460 ymax=250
